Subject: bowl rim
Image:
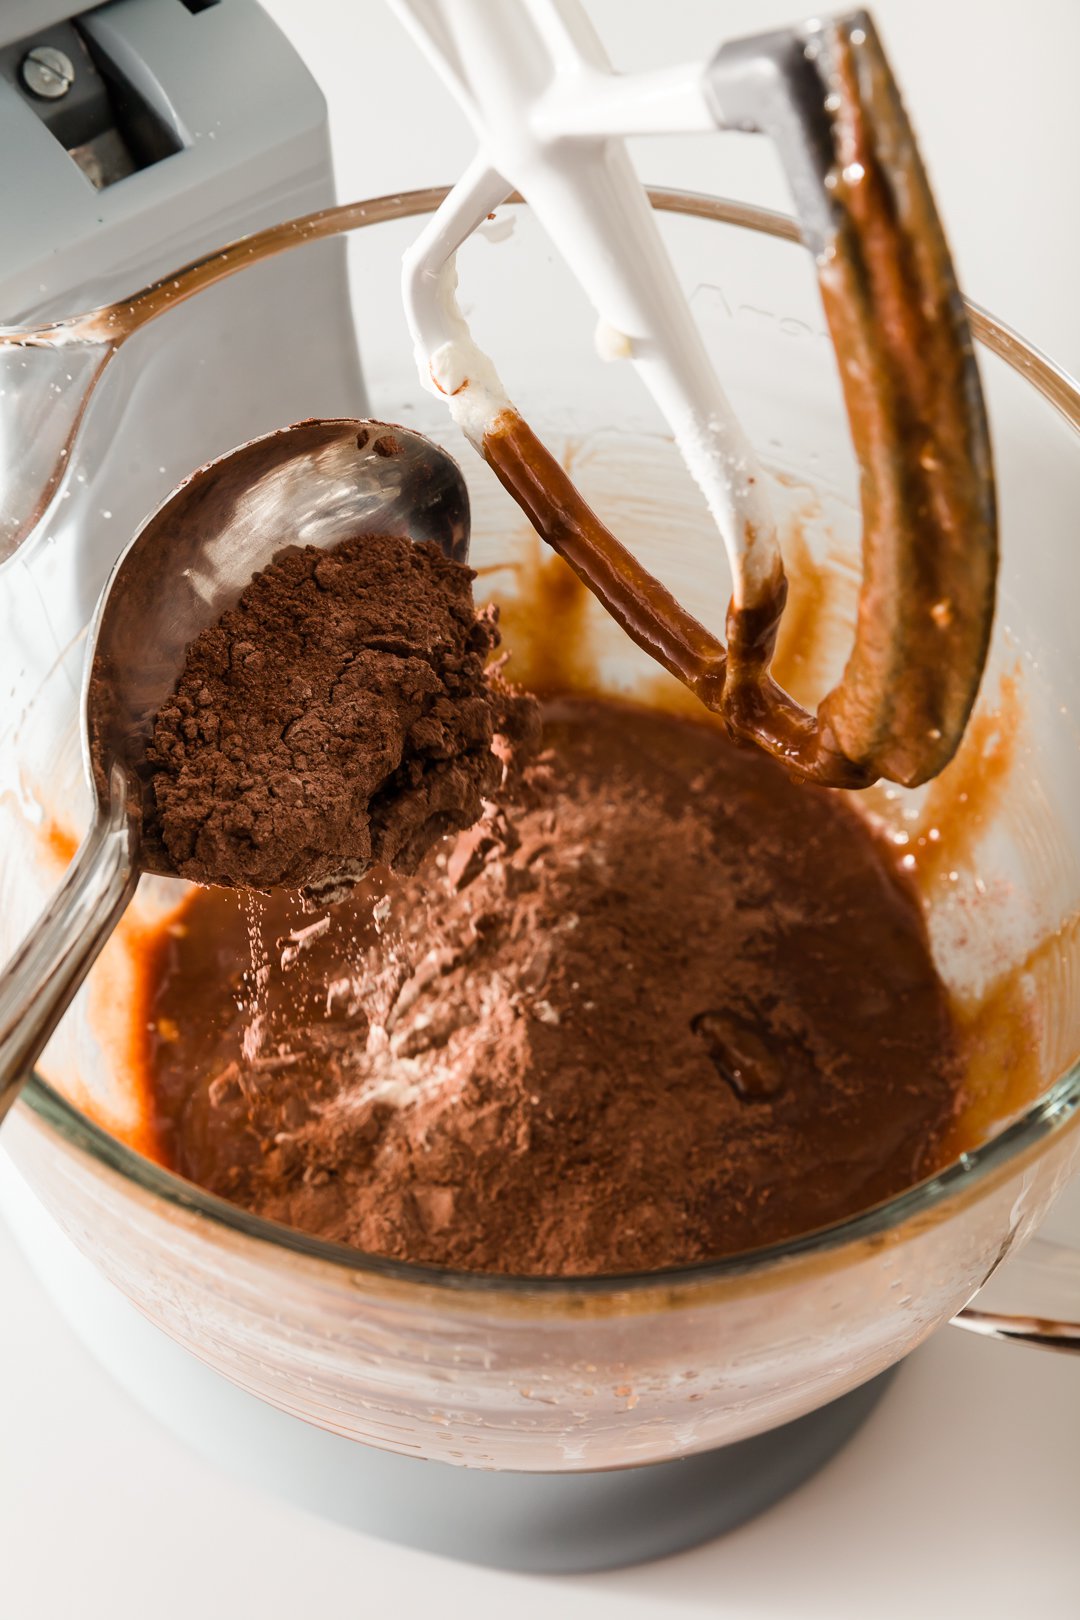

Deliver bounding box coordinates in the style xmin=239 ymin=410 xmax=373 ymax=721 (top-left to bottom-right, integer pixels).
xmin=16 ymin=184 xmax=1080 ymax=1299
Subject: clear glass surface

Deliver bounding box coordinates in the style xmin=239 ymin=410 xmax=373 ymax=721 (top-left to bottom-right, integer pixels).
xmin=1 ymin=191 xmax=1080 ymax=1469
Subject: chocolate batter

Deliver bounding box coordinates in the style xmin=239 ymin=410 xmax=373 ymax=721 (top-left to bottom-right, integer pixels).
xmin=136 ymin=696 xmax=963 ymax=1275
xmin=144 ymin=532 xmax=537 ymax=899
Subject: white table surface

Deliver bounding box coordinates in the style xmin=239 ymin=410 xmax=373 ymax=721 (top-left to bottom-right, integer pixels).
xmin=4 ymin=1194 xmax=1080 ymax=1620
xmin=4 ymin=2 xmax=1080 ymax=1615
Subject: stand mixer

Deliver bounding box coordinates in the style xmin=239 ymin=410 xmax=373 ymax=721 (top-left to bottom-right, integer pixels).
xmin=3 ymin=0 xmax=996 ymax=788
xmin=0 ymin=0 xmax=363 ymax=709
xmin=2 ymin=0 xmax=1079 ymax=1580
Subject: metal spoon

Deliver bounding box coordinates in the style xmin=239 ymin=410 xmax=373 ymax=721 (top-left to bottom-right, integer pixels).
xmin=0 ymin=418 xmax=470 ymax=1123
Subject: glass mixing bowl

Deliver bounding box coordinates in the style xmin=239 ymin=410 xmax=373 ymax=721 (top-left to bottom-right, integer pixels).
xmin=2 ymin=190 xmax=1080 ymax=1474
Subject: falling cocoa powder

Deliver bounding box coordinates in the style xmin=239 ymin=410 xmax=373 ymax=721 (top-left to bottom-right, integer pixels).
xmin=144 ymin=533 xmax=538 ymax=899
xmin=136 ymin=696 xmax=963 ymax=1276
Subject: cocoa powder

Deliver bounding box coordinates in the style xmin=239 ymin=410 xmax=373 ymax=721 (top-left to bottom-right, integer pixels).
xmin=144 ymin=533 xmax=538 ymax=899
xmin=137 ymin=696 xmax=963 ymax=1276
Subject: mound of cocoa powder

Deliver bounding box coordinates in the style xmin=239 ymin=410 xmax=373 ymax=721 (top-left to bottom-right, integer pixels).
xmin=138 ymin=696 xmax=964 ymax=1276
xmin=144 ymin=533 xmax=538 ymax=899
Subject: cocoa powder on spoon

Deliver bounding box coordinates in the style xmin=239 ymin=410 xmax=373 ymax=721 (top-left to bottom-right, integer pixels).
xmin=144 ymin=532 xmax=538 ymax=902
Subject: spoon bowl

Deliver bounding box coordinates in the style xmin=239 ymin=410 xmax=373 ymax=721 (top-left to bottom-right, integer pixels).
xmin=0 ymin=417 xmax=470 ymax=1119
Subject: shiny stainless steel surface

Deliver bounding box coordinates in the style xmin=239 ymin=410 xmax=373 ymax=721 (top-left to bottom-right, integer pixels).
xmin=0 ymin=417 xmax=470 ymax=1120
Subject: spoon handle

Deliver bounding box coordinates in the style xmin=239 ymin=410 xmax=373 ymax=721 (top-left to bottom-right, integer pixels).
xmin=0 ymin=768 xmax=138 ymax=1124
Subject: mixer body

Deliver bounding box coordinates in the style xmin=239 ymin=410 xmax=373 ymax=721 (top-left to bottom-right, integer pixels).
xmin=0 ymin=0 xmax=363 ymax=709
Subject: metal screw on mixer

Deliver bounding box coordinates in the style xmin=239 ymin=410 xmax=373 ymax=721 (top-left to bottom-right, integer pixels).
xmin=20 ymin=45 xmax=75 ymax=101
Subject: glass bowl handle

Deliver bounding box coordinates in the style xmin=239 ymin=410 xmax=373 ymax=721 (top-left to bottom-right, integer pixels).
xmin=952 ymin=1234 xmax=1080 ymax=1353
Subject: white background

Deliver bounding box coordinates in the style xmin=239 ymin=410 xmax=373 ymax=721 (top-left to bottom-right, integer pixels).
xmin=4 ymin=2 xmax=1080 ymax=1616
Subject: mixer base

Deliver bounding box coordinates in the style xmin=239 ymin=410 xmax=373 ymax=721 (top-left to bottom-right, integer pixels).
xmin=0 ymin=1149 xmax=896 ymax=1572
